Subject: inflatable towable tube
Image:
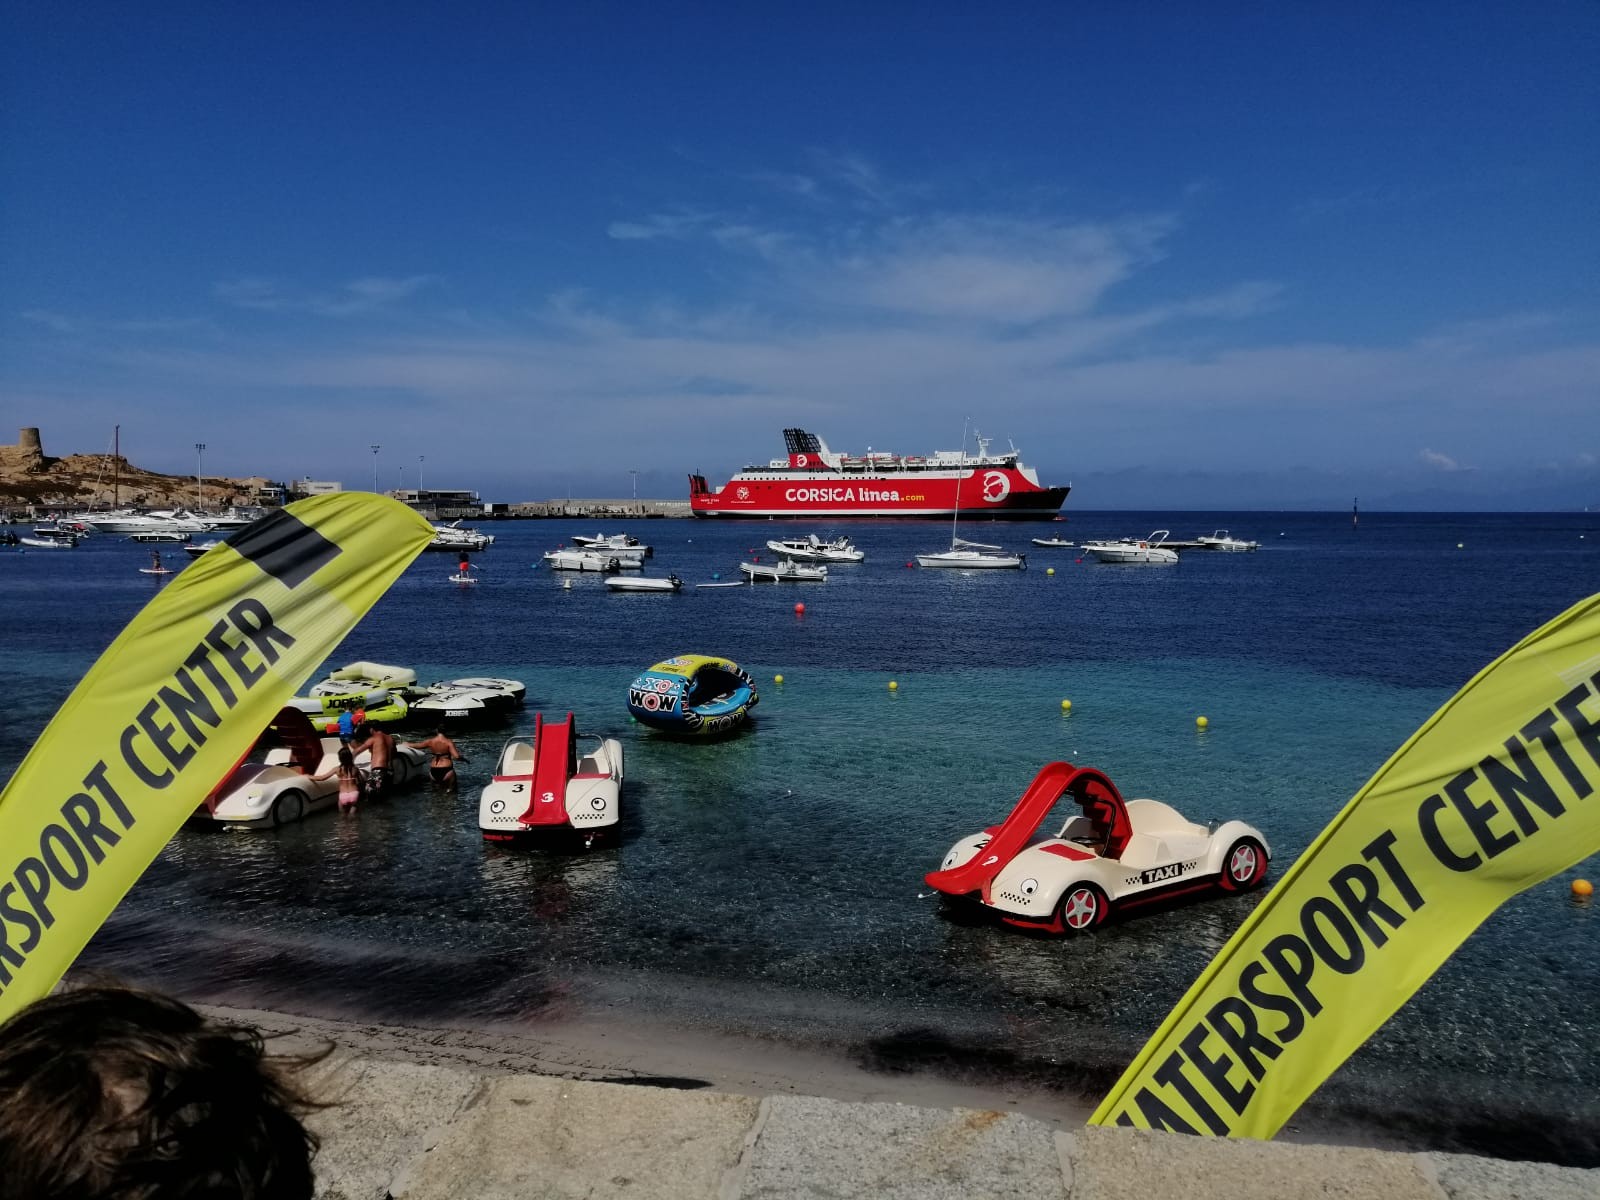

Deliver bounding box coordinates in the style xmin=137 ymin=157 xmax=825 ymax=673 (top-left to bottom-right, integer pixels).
xmin=627 ymin=654 xmax=758 ymax=736
xmin=289 ymin=688 xmax=410 ymax=730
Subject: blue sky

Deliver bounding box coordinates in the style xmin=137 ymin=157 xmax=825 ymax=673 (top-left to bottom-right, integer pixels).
xmin=2 ymin=2 xmax=1596 ymax=509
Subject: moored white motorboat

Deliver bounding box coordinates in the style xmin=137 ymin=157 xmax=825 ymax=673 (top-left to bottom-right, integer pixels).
xmin=572 ymin=532 xmax=652 ymax=556
xmin=1030 ymin=537 xmax=1075 ymax=548
xmin=18 ymin=536 xmax=75 ymax=549
xmin=1195 ymin=529 xmax=1260 ymax=552
xmin=916 ymin=538 xmax=1026 ymax=569
xmin=765 ymin=534 xmax=864 ymax=562
xmin=128 ymin=530 xmax=192 ymax=543
xmin=739 ymin=559 xmax=828 ymax=581
xmin=31 ymin=525 xmax=82 ymax=544
xmin=1082 ymin=531 xmax=1180 ymax=564
xmin=543 ymin=550 xmax=623 ymax=572
xmin=183 ymin=539 xmax=224 ymax=557
xmin=427 ymin=521 xmax=495 ymax=551
xmin=606 ymin=574 xmax=684 ymax=592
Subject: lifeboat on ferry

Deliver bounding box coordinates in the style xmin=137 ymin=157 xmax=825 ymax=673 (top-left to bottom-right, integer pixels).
xmin=626 ymin=654 xmax=758 ymax=736
xmin=478 ymin=712 xmax=623 ymax=846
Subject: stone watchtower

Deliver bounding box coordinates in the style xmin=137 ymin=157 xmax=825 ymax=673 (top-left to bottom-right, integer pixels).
xmin=2 ymin=427 xmax=47 ymax=473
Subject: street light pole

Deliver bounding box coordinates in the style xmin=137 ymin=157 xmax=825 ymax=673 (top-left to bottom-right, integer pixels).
xmin=371 ymin=444 xmax=381 ymax=493
xmin=418 ymin=455 xmax=425 ymax=499
xmin=629 ymin=469 xmax=638 ymax=500
xmin=195 ymin=443 xmax=206 ymax=512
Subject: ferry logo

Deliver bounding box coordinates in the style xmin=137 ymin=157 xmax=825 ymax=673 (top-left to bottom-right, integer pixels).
xmin=796 ymin=453 xmax=809 ymax=466
xmin=736 ymin=486 xmax=750 ymax=500
xmin=982 ymin=471 xmax=1011 ymax=503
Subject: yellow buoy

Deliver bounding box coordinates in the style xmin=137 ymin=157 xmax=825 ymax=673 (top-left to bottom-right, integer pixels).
xmin=1573 ymin=879 xmax=1594 ymax=898
xmin=1196 ymin=715 xmax=1209 ymax=729
xmin=774 ymin=674 xmax=784 ymax=685
xmin=1061 ymin=699 xmax=1072 ymax=711
xmin=1046 ymin=567 xmax=1055 ymax=576
xmin=888 ymin=680 xmax=898 ymax=691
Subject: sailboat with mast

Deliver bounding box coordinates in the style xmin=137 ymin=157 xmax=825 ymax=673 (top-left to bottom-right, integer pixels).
xmin=915 ymin=423 xmax=1027 ymax=570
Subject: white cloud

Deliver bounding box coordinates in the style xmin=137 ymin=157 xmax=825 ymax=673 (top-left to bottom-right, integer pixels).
xmin=213 ymin=275 xmax=438 ymax=316
xmin=1419 ymin=448 xmax=1466 ymax=471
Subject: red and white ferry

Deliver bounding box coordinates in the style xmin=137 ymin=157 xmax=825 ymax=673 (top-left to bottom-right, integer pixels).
xmin=688 ymin=428 xmax=1069 ymax=519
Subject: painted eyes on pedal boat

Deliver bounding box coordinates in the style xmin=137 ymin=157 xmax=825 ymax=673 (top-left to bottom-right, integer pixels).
xmin=1019 ymin=878 xmax=1039 ymax=896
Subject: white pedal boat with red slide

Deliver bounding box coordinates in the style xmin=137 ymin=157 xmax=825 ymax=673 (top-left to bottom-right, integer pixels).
xmin=925 ymin=762 xmax=1270 ymax=934
xmin=478 ymin=712 xmax=623 ymax=846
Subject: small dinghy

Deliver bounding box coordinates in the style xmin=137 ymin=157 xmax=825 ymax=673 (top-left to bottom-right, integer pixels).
xmin=739 ymin=559 xmax=827 ymax=582
xmin=606 ymin=574 xmax=683 ymax=592
xmin=544 ymin=550 xmax=623 ymax=572
xmin=1030 ymin=537 xmax=1075 ymax=548
xmin=18 ymin=536 xmax=75 ymax=549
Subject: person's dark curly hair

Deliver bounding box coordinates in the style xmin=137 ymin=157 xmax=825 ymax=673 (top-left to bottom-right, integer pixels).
xmin=0 ymin=985 xmax=320 ymax=1200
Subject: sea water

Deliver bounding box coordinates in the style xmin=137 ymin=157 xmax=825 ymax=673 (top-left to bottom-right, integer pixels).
xmin=1 ymin=512 xmax=1597 ymax=1161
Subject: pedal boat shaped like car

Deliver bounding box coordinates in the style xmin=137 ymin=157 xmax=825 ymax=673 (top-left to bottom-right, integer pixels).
xmin=925 ymin=762 xmax=1270 ymax=933
xmin=479 ymin=712 xmax=623 ymax=846
xmin=193 ymin=707 xmax=428 ymax=829
xmin=626 ymin=654 xmax=758 ymax=736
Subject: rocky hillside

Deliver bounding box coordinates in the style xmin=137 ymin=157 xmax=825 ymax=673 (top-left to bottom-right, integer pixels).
xmin=0 ymin=429 xmax=265 ymax=511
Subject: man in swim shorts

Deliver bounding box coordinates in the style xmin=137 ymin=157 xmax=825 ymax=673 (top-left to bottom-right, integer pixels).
xmin=349 ymin=723 xmax=397 ymax=798
xmin=407 ymin=727 xmax=467 ymax=790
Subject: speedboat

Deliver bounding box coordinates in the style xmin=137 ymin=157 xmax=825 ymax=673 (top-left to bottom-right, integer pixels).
xmin=128 ymin=530 xmax=192 ymax=543
xmin=1196 ymin=530 xmax=1260 ymax=552
xmin=18 ymin=536 xmax=75 ymax=549
xmin=572 ymin=532 xmax=652 ymax=556
xmin=193 ymin=707 xmax=427 ymax=828
xmin=606 ymin=574 xmax=683 ymax=592
xmin=30 ymin=526 xmax=81 ymax=544
xmin=1081 ymin=531 xmax=1179 ymax=565
xmin=765 ymin=534 xmax=864 ymax=563
xmin=478 ymin=712 xmax=623 ymax=846
xmin=627 ymin=654 xmax=758 ymax=736
xmin=1030 ymin=537 xmax=1075 ymax=548
xmin=183 ymin=539 xmax=224 ymax=557
xmin=916 ymin=538 xmax=1026 ymax=569
xmin=926 ymin=761 xmax=1270 ymax=934
xmin=544 ymin=550 xmax=623 ymax=572
xmin=427 ymin=521 xmax=495 ymax=551
xmin=739 ymin=558 xmax=828 ymax=582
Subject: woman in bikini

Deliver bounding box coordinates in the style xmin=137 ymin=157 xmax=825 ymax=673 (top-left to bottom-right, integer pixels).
xmin=405 ymin=729 xmax=467 ymax=791
xmin=312 ymin=746 xmax=364 ymax=813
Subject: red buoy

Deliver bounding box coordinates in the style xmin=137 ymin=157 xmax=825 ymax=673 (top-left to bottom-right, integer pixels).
xmin=794 ymin=602 xmax=805 ymax=615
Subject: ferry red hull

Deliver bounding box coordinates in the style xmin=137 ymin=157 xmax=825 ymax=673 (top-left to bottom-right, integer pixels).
xmin=689 ymin=470 xmax=1068 ymax=519
xmin=689 ymin=428 xmax=1069 ymax=519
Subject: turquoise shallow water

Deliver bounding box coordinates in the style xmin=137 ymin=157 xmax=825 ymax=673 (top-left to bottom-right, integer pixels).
xmin=2 ymin=511 xmax=1598 ymax=1161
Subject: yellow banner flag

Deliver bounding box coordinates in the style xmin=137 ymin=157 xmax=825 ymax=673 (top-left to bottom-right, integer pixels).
xmin=1090 ymin=591 xmax=1600 ymax=1138
xmin=0 ymin=494 xmax=433 ymax=1022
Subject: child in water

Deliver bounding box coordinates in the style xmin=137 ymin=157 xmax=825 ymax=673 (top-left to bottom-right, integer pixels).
xmin=313 ymin=746 xmax=364 ymax=813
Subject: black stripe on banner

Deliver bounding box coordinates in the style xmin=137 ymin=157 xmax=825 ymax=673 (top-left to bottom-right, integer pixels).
xmin=226 ymin=510 xmax=340 ymax=588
